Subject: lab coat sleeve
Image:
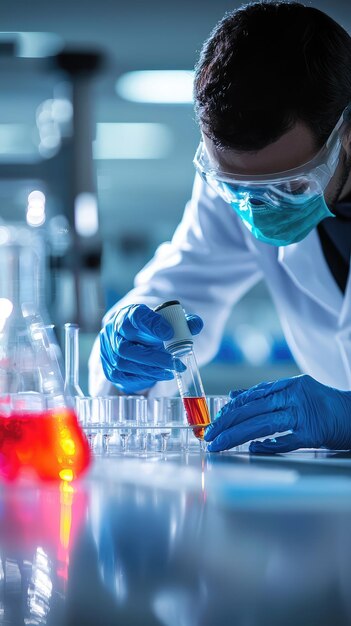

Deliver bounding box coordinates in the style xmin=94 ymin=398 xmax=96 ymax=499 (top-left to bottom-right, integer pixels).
xmin=88 ymin=174 xmax=263 ymax=396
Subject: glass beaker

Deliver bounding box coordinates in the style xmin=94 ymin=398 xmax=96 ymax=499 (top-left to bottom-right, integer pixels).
xmin=0 ymin=225 xmax=90 ymax=482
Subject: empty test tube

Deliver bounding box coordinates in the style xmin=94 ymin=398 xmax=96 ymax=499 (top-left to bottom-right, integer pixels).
xmin=154 ymin=301 xmax=211 ymax=442
xmin=64 ymin=323 xmax=84 ymax=399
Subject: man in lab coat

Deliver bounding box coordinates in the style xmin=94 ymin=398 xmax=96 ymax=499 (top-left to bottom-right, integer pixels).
xmin=90 ymin=1 xmax=351 ymax=453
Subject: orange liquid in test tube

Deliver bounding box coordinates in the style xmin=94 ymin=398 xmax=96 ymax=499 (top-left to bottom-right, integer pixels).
xmin=182 ymin=397 xmax=211 ymax=440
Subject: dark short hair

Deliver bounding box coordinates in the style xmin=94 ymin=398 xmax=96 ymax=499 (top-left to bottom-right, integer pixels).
xmin=194 ymin=1 xmax=351 ymax=151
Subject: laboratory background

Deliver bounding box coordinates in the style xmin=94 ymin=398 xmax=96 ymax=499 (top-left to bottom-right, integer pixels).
xmin=4 ymin=0 xmax=347 ymax=393
xmin=1 ymin=2 xmax=351 ymax=626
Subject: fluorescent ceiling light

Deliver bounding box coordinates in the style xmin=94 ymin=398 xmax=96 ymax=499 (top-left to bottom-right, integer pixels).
xmin=27 ymin=190 xmax=46 ymax=227
xmin=94 ymin=123 xmax=173 ymax=160
xmin=116 ymin=70 xmax=194 ymax=104
xmin=75 ymin=193 xmax=99 ymax=237
xmin=0 ymin=32 xmax=64 ymax=58
xmin=26 ymin=210 xmax=45 ymax=227
xmin=28 ymin=190 xmax=46 ymax=207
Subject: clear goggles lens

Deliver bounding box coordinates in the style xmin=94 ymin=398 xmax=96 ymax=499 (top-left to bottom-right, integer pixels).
xmin=193 ymin=105 xmax=350 ymax=207
xmin=204 ymin=176 xmax=325 ymax=210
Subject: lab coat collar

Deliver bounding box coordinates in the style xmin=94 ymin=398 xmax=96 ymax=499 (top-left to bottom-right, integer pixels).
xmin=277 ymin=228 xmax=344 ymax=318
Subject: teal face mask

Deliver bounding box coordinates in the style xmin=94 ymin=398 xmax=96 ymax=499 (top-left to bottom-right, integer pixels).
xmin=229 ymin=191 xmax=334 ymax=246
xmin=193 ymin=104 xmax=350 ymax=246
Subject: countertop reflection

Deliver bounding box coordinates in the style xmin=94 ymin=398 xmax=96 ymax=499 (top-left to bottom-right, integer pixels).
xmin=1 ymin=450 xmax=351 ymax=626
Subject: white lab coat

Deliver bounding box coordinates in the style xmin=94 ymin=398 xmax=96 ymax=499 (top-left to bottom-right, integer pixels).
xmin=89 ymin=174 xmax=351 ymax=396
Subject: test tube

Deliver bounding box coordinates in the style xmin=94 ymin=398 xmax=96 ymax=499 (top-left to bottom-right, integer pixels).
xmin=76 ymin=396 xmax=99 ymax=449
xmin=154 ymin=301 xmax=210 ymax=441
xmin=152 ymin=396 xmax=186 ymax=453
xmin=64 ymin=323 xmax=84 ymax=399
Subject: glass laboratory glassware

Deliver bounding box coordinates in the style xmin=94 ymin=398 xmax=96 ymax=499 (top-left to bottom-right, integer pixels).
xmin=76 ymin=396 xmax=100 ymax=449
xmin=76 ymin=395 xmax=147 ymax=455
xmin=154 ymin=301 xmax=211 ymax=441
xmin=206 ymin=395 xmax=230 ymax=420
xmin=0 ymin=225 xmax=90 ymax=481
xmin=64 ymin=323 xmax=84 ymax=400
xmin=152 ymin=396 xmax=188 ymax=452
xmin=113 ymin=395 xmax=147 ymax=453
xmin=98 ymin=397 xmax=114 ymax=453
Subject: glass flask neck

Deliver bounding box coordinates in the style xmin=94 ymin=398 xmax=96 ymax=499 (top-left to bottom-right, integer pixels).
xmin=64 ymin=324 xmax=83 ymax=397
xmin=0 ymin=230 xmax=67 ymax=408
xmin=0 ymin=243 xmax=40 ymax=312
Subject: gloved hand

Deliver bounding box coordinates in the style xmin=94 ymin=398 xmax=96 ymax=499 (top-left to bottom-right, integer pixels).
xmin=204 ymin=375 xmax=351 ymax=453
xmin=100 ymin=304 xmax=203 ymax=394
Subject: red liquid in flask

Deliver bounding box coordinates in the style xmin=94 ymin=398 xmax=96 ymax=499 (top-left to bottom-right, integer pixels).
xmin=0 ymin=408 xmax=91 ymax=482
xmin=182 ymin=397 xmax=210 ymax=440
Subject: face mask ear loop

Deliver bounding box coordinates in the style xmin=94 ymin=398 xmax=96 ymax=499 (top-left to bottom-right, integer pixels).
xmin=343 ymin=103 xmax=351 ymax=124
xmin=326 ymin=137 xmax=343 ymax=173
xmin=335 ymin=103 xmax=351 ymax=153
xmin=341 ymin=123 xmax=351 ymax=157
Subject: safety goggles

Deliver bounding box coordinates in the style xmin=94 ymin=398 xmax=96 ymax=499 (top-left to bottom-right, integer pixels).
xmin=193 ymin=105 xmax=351 ymax=208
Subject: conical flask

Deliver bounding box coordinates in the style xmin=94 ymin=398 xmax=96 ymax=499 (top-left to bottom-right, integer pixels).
xmin=0 ymin=225 xmax=90 ymax=482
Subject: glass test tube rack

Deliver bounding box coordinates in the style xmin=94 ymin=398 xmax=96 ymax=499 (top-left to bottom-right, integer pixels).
xmin=76 ymin=395 xmax=230 ymax=455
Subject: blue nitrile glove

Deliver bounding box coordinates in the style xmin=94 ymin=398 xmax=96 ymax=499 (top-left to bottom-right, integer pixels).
xmin=100 ymin=304 xmax=203 ymax=394
xmin=204 ymin=375 xmax=351 ymax=453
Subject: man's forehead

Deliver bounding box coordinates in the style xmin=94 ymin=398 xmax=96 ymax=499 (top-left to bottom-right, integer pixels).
xmin=203 ymin=122 xmax=319 ymax=176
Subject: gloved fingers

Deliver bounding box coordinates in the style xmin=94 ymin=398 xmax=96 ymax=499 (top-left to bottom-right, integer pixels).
xmin=114 ymin=372 xmax=158 ymax=394
xmin=118 ymin=310 xmax=202 ymax=343
xmin=204 ymin=393 xmax=291 ymax=442
xmin=229 ymin=377 xmax=296 ymax=408
xmin=101 ymin=354 xmax=161 ymax=391
xmin=249 ymin=433 xmax=301 ymax=454
xmin=117 ymin=336 xmax=178 ymax=370
xmin=105 ymin=351 xmax=175 ymax=380
xmin=229 ymin=389 xmax=247 ymax=400
xmin=207 ymin=410 xmax=293 ymax=452
xmin=229 ymin=380 xmax=272 ymax=402
xmin=127 ymin=305 xmax=174 ymax=341
xmin=100 ymin=330 xmax=117 ymax=366
xmin=114 ymin=315 xmax=164 ymax=345
xmin=111 ymin=367 xmax=172 ymax=388
xmin=101 ymin=328 xmax=174 ymax=371
xmin=185 ymin=314 xmax=204 ymax=336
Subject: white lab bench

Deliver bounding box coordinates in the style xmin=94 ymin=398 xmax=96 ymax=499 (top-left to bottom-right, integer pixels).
xmin=1 ymin=449 xmax=351 ymax=626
